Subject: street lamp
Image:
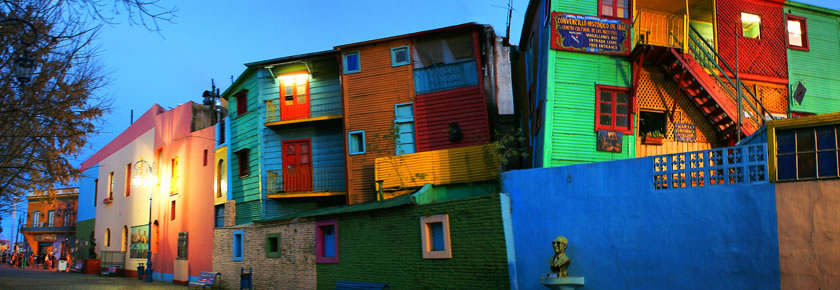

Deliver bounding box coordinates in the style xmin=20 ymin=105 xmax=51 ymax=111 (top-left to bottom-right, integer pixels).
xmin=0 ymin=17 xmax=40 ymax=84
xmin=132 ymin=159 xmax=156 ymax=282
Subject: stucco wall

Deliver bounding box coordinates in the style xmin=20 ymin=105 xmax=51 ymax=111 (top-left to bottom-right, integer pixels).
xmin=500 ymin=157 xmax=780 ymax=289
xmin=776 ymin=178 xmax=840 ymax=289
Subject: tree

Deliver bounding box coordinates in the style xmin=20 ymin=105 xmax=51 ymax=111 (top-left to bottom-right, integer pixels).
xmin=0 ymin=0 xmax=175 ymax=202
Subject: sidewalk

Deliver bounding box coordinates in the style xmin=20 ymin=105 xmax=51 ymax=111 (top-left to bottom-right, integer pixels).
xmin=0 ymin=264 xmax=185 ymax=289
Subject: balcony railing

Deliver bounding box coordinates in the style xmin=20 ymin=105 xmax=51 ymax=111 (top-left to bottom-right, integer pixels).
xmin=265 ymin=99 xmax=342 ymax=124
xmin=633 ymin=9 xmax=685 ymax=49
xmin=266 ymin=165 xmax=345 ymax=196
xmin=414 ymin=60 xmax=479 ymax=95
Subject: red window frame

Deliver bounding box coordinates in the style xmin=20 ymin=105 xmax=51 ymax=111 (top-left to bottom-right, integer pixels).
xmin=785 ymin=15 xmax=809 ymax=51
xmin=170 ymin=200 xmax=176 ymax=221
xmin=594 ymin=85 xmax=634 ymax=134
xmin=315 ymin=219 xmax=339 ymax=264
xmin=235 ymin=90 xmax=248 ymax=116
xmin=598 ymin=0 xmax=630 ymax=19
xmin=237 ymin=149 xmax=250 ymax=178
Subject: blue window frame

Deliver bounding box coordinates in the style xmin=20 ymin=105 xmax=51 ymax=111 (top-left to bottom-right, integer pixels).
xmin=394 ymin=103 xmax=416 ymax=155
xmin=233 ymin=230 xmax=244 ymax=261
xmin=349 ymin=130 xmax=365 ymax=155
xmin=776 ymin=125 xmax=839 ymax=181
xmin=343 ymin=51 xmax=361 ymax=74
xmin=391 ymin=45 xmax=410 ymax=67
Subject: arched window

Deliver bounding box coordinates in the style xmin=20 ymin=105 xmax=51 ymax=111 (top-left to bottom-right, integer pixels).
xmin=121 ymin=226 xmax=128 ymax=252
xmin=216 ymin=159 xmax=226 ymax=198
xmin=105 ymin=228 xmax=111 ymax=247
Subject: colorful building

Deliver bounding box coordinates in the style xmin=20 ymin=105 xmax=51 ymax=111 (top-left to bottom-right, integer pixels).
xmin=79 ymin=102 xmax=216 ymax=284
xmin=21 ymin=187 xmax=79 ymax=262
xmin=783 ymin=1 xmax=840 ymax=115
xmin=515 ymin=0 xmax=803 ymax=168
xmin=336 ymin=23 xmax=509 ymax=204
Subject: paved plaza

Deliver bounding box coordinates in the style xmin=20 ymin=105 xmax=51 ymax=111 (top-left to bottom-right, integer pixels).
xmin=0 ymin=265 xmax=185 ymax=289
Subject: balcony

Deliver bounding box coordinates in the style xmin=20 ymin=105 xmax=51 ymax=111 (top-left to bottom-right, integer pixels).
xmin=414 ymin=60 xmax=479 ymax=95
xmin=265 ymin=165 xmax=345 ymax=198
xmin=633 ymin=9 xmax=686 ymax=49
xmin=265 ymin=99 xmax=342 ymax=127
xmin=375 ymin=143 xmax=500 ymax=194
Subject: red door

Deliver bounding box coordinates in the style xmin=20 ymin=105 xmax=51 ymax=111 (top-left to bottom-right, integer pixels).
xmin=280 ymin=75 xmax=310 ymax=120
xmin=282 ymin=139 xmax=312 ymax=192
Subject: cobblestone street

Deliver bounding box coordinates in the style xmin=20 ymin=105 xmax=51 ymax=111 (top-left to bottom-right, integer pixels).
xmin=0 ymin=265 xmax=185 ymax=289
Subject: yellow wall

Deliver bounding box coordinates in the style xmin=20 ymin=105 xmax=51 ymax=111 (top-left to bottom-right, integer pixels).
xmin=375 ymin=143 xmax=499 ymax=191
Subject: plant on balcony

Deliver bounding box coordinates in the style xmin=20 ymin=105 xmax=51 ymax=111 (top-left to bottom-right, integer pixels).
xmin=643 ymin=130 xmax=664 ymax=145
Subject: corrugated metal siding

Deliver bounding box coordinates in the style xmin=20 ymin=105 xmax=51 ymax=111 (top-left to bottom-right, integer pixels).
xmin=375 ymin=143 xmax=499 ymax=191
xmin=227 ymin=71 xmax=262 ymax=204
xmin=553 ymin=0 xmax=597 ymax=16
xmin=548 ymin=50 xmax=635 ymax=166
xmin=343 ymin=39 xmax=414 ymax=204
xmin=717 ymin=0 xmax=788 ymax=79
xmin=786 ymin=6 xmax=840 ymax=114
xmin=414 ymin=85 xmax=490 ymax=152
xmin=262 ymin=126 xmax=346 ymax=192
xmin=235 ymin=200 xmax=261 ymax=225
xmin=263 ymin=196 xmax=345 ymax=220
xmin=263 ymin=57 xmax=343 ymax=119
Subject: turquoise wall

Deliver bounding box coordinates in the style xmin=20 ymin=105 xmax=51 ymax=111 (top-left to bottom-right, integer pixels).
xmin=785 ymin=3 xmax=840 ymax=114
xmin=500 ymin=157 xmax=780 ymax=289
xmin=225 ymin=69 xmax=262 ymax=224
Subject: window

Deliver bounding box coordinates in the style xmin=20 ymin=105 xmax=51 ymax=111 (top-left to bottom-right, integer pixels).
xmin=218 ymin=119 xmax=226 ymax=145
xmin=32 ymin=211 xmax=40 ymax=227
xmin=232 ymin=230 xmax=244 ymax=261
xmin=47 ymin=210 xmax=55 ymax=227
xmin=153 ymin=220 xmax=160 ymax=252
xmin=235 ymin=90 xmax=248 ymax=116
xmin=125 ymin=163 xmax=131 ymax=196
xmin=348 ymin=131 xmax=365 ymax=155
xmin=63 ymin=211 xmax=70 ymax=226
xmin=741 ymin=13 xmax=761 ymax=39
xmin=171 ymin=200 xmax=176 ymax=221
xmin=170 ymin=157 xmax=179 ymax=194
xmin=214 ymin=204 xmax=225 ymax=228
xmin=237 ymin=149 xmax=250 ymax=177
xmin=776 ymin=126 xmax=839 ymax=181
xmin=391 ymin=46 xmax=410 ymax=67
xmin=599 ymin=0 xmax=629 ymax=19
xmin=316 ymin=219 xmax=338 ymax=263
xmin=639 ymin=111 xmax=667 ymax=138
xmin=108 ymin=171 xmax=114 ymax=200
xmin=265 ymin=233 xmax=281 ymax=258
xmin=177 ymin=232 xmax=188 ymax=259
xmin=203 ymin=149 xmax=208 ymax=166
xmin=94 ymin=178 xmax=98 ymax=207
xmin=216 ymin=159 xmax=226 ymax=198
xmin=595 ymin=85 xmax=633 ymax=134
xmin=343 ymin=51 xmax=360 ymax=74
xmin=394 ymin=103 xmax=416 ymax=155
xmin=121 ymin=226 xmax=127 ymax=252
xmin=105 ymin=228 xmax=111 ymax=247
xmin=420 ymin=214 xmax=452 ymax=259
xmin=786 ymin=15 xmax=808 ymax=51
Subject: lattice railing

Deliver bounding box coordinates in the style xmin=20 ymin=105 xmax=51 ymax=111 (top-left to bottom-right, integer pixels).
xmin=653 ymin=144 xmax=767 ymax=190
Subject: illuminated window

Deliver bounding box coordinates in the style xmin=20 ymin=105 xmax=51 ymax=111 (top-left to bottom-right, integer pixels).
xmin=171 ymin=200 xmax=176 ymax=221
xmin=278 ymin=73 xmax=310 ymax=120
xmin=316 ymin=220 xmax=338 ymax=263
xmin=391 ymin=46 xmax=410 ymax=67
xmin=125 ymin=163 xmax=131 ymax=196
xmin=594 ymin=85 xmax=634 ymax=134
xmin=776 ymin=126 xmax=839 ymax=181
xmin=170 ymin=157 xmax=179 ymax=194
xmin=420 ymin=214 xmax=452 ymax=259
xmin=599 ymin=0 xmax=629 ymax=19
xmin=741 ymin=13 xmax=761 ymax=39
xmin=32 ymin=211 xmax=41 ymax=227
xmin=108 ymin=172 xmax=114 ymax=200
xmin=47 ymin=210 xmax=54 ymax=227
xmin=216 ymin=159 xmax=226 ymax=198
xmin=786 ymin=15 xmax=808 ymax=51
xmin=343 ymin=51 xmax=360 ymax=74
xmin=105 ymin=228 xmax=111 ymax=247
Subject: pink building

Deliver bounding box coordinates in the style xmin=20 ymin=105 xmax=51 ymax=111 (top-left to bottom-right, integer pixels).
xmin=80 ymin=102 xmax=215 ymax=284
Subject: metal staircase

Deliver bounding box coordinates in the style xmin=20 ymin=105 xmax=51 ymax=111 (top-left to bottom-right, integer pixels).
xmin=632 ymin=25 xmax=775 ymax=145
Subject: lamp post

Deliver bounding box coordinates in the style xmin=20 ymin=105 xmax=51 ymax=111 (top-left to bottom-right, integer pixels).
xmin=132 ymin=160 xmax=156 ymax=282
xmin=0 ymin=17 xmax=40 ymax=84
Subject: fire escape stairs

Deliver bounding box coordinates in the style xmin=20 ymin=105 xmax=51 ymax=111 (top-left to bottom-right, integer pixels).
xmin=631 ymin=26 xmax=775 ymax=145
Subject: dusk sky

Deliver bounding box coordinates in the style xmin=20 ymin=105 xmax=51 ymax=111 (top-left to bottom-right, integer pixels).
xmin=3 ymin=0 xmax=838 ymax=240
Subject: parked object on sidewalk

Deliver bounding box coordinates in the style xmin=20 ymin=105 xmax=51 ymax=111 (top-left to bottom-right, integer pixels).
xmin=57 ymin=260 xmax=67 ymax=272
xmin=137 ymin=263 xmax=145 ymax=280
xmin=188 ymin=272 xmax=221 ymax=289
xmin=240 ymin=267 xmax=252 ymax=290
xmin=100 ymin=265 xmax=121 ymax=276
xmin=84 ymin=259 xmax=99 ymax=275
xmin=336 ymin=280 xmax=390 ymax=290
xmin=69 ymin=261 xmax=84 ymax=273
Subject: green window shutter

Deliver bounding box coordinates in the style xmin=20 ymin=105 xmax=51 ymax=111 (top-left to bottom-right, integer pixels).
xmin=265 ymin=233 xmax=281 ymax=258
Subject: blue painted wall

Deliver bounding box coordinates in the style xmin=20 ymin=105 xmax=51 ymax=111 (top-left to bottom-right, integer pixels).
xmin=500 ymin=157 xmax=780 ymax=290
xmin=77 ymin=165 xmax=98 ymax=222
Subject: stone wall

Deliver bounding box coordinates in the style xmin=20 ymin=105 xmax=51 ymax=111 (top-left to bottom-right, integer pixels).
xmin=212 ymin=218 xmax=316 ymax=290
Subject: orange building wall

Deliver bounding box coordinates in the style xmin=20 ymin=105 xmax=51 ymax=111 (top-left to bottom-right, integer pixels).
xmin=23 ymin=194 xmax=78 ymax=255
xmin=341 ymin=38 xmax=414 ymax=204
xmin=776 ymin=179 xmax=840 ymax=290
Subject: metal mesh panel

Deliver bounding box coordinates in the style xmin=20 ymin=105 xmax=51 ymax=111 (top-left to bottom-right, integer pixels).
xmin=637 ymin=66 xmax=719 ymax=144
xmin=716 ymin=0 xmax=788 ymax=79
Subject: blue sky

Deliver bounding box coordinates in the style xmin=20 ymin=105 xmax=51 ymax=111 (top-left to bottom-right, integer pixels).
xmin=3 ymin=0 xmax=838 ymax=241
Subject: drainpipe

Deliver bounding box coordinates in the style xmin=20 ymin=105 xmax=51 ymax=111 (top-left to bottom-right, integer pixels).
xmin=735 ymin=20 xmax=742 ymax=144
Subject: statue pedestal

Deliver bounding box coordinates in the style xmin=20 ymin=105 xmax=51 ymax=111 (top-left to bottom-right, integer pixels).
xmin=540 ymin=276 xmax=584 ymax=290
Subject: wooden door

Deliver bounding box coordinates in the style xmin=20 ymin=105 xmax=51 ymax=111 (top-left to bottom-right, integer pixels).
xmin=282 ymin=139 xmax=312 ymax=192
xmin=280 ymin=76 xmax=310 ymax=120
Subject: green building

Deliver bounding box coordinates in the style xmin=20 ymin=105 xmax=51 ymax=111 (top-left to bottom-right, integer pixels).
xmin=784 ymin=1 xmax=840 ymax=115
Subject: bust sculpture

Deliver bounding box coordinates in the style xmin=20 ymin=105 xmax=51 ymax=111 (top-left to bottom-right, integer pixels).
xmin=550 ymin=235 xmax=570 ymax=277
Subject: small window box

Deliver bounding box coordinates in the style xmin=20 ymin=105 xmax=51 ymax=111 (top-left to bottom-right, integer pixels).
xmin=642 ymin=136 xmax=664 ymax=145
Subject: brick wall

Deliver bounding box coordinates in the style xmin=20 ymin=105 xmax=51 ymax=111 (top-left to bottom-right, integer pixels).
xmin=212 ymin=218 xmax=316 ymax=290
xmin=316 ymin=193 xmax=509 ymax=289
xmin=224 ymin=200 xmax=236 ymax=227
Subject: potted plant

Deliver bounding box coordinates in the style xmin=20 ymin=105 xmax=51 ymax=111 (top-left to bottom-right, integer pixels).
xmin=643 ymin=130 xmax=664 ymax=145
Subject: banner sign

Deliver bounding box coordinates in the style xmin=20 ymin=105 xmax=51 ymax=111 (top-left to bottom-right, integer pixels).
xmin=130 ymin=225 xmax=149 ymax=259
xmin=674 ymin=123 xmax=697 ymax=142
xmin=551 ymin=12 xmax=631 ymax=56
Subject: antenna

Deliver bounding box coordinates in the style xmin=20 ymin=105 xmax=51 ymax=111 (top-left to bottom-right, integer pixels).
xmin=492 ymin=0 xmax=515 ymax=45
